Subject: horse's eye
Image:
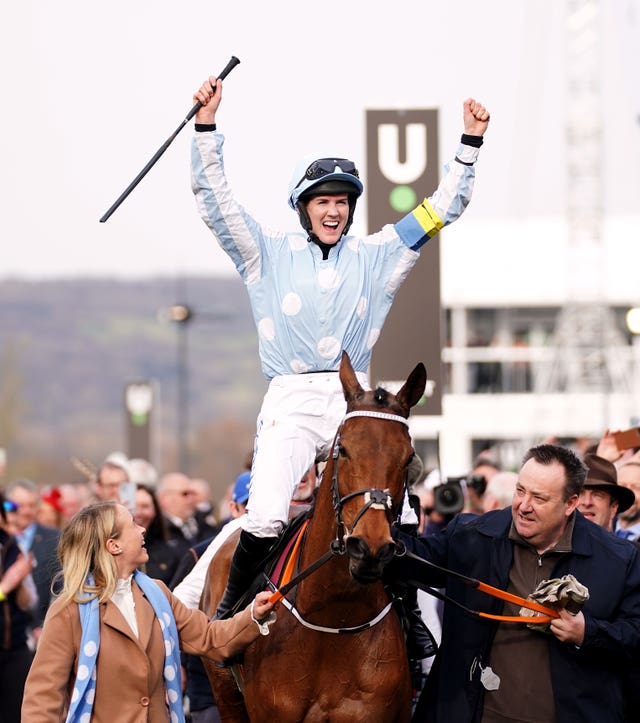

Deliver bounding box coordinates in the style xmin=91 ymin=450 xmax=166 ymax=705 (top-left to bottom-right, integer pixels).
xmin=338 ymin=444 xmax=348 ymax=458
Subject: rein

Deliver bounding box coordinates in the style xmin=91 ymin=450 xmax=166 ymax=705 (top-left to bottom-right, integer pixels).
xmin=398 ymin=548 xmax=560 ymax=624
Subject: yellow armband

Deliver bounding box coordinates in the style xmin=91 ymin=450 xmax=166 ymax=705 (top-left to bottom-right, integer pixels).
xmin=0 ymin=586 xmax=6 ymax=602
xmin=413 ymin=198 xmax=444 ymax=238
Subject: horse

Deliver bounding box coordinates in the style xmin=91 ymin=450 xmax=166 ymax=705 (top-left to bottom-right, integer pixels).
xmin=200 ymin=351 xmax=427 ymax=722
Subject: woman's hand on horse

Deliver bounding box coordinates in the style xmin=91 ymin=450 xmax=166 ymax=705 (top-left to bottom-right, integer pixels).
xmin=252 ymin=590 xmax=276 ymax=620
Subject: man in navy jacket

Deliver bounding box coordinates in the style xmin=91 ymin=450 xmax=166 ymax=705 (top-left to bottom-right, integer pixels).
xmin=396 ymin=444 xmax=640 ymax=722
xmin=5 ymin=479 xmax=61 ymax=643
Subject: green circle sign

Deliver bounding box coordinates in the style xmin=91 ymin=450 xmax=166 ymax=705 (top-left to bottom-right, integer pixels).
xmin=389 ymin=185 xmax=417 ymax=213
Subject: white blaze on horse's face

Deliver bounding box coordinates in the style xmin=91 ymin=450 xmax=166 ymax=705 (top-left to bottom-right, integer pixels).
xmin=363 ymin=489 xmax=393 ymax=511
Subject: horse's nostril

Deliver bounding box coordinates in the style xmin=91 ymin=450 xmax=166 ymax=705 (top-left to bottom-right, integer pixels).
xmin=346 ymin=536 xmax=369 ymax=561
xmin=347 ymin=538 xmax=396 ymax=568
xmin=377 ymin=542 xmax=396 ymax=566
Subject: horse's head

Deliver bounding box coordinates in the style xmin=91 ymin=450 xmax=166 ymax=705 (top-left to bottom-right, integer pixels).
xmin=332 ymin=351 xmax=426 ymax=583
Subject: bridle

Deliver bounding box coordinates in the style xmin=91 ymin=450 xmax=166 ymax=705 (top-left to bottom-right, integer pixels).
xmin=267 ymin=408 xmax=412 ymax=633
xmin=330 ymin=410 xmax=411 ymax=551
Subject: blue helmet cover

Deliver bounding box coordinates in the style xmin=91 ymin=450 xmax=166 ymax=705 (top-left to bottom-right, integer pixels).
xmin=288 ymin=153 xmax=364 ymax=210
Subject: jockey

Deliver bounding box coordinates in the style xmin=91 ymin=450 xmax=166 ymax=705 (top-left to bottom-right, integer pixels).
xmin=190 ymin=76 xmax=490 ymax=656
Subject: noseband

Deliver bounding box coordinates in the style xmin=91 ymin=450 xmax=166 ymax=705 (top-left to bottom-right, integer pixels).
xmin=331 ymin=410 xmax=410 ymax=551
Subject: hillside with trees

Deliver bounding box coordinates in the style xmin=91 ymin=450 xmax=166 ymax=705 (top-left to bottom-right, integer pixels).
xmin=0 ymin=276 xmax=266 ymax=500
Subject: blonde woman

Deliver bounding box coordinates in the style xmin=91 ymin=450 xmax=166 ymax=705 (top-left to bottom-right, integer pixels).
xmin=22 ymin=501 xmax=275 ymax=722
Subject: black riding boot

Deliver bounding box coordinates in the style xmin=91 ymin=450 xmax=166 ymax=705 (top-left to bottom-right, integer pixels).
xmin=214 ymin=530 xmax=277 ymax=620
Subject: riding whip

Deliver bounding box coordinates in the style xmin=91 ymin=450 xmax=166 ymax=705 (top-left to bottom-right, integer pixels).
xmin=99 ymin=55 xmax=240 ymax=223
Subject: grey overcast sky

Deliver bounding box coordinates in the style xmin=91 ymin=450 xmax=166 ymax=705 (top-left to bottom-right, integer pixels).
xmin=2 ymin=0 xmax=639 ymax=279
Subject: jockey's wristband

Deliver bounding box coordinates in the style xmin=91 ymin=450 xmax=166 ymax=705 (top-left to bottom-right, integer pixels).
xmin=461 ymin=133 xmax=483 ymax=147
xmin=195 ymin=123 xmax=217 ymax=132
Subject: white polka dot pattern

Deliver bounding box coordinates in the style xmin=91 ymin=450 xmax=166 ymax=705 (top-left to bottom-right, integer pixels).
xmin=289 ymin=235 xmax=307 ymax=251
xmin=367 ymin=329 xmax=380 ymax=349
xmin=290 ymin=359 xmax=309 ymax=373
xmin=318 ymin=337 xmax=341 ymax=359
xmin=66 ymin=572 xmax=185 ymax=722
xmin=281 ymin=293 xmax=302 ymax=316
xmin=317 ymin=268 xmax=340 ymax=290
xmin=83 ymin=641 xmax=97 ymax=657
xmin=258 ymin=318 xmax=275 ymax=341
xmin=193 ymin=131 xmax=475 ymax=379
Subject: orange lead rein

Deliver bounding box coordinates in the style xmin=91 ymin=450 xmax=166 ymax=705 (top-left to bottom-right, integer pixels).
xmin=480 ymin=613 xmax=554 ymax=624
xmin=475 ymin=581 xmax=560 ymax=619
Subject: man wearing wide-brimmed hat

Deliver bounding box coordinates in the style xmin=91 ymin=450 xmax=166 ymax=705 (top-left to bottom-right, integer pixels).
xmin=616 ymin=462 xmax=640 ymax=542
xmin=578 ymin=453 xmax=635 ymax=532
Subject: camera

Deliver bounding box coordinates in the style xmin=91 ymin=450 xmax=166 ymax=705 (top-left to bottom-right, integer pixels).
xmin=433 ymin=477 xmax=466 ymax=515
xmin=433 ymin=474 xmax=488 ymax=517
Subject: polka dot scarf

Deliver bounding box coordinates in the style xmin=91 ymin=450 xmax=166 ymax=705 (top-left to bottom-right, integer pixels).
xmin=66 ymin=571 xmax=184 ymax=723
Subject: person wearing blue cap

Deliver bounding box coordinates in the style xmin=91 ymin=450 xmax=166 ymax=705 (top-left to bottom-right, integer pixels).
xmin=190 ymin=75 xmax=490 ymax=635
xmin=231 ymin=471 xmax=251 ymax=508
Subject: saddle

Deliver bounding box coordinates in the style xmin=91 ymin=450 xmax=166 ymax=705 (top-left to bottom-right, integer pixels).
xmin=215 ymin=507 xmax=313 ymax=677
xmin=227 ymin=505 xmax=313 ymax=619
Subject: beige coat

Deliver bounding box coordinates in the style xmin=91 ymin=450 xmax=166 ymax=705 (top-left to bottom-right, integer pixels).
xmin=22 ymin=579 xmax=261 ymax=722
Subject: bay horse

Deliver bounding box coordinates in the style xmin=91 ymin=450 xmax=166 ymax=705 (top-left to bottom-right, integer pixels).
xmin=200 ymin=351 xmax=427 ymax=722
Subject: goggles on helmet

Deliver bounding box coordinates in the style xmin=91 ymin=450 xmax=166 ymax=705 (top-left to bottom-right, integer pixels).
xmin=288 ymin=153 xmax=364 ymax=212
xmin=300 ymin=158 xmax=360 ymax=185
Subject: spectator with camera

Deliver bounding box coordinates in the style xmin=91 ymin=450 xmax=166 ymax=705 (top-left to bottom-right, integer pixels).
xmin=424 ymin=457 xmax=499 ymax=534
xmin=466 ymin=456 xmax=500 ymax=514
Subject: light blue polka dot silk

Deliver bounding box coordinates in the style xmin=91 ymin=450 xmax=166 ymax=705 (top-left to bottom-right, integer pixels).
xmin=66 ymin=571 xmax=184 ymax=723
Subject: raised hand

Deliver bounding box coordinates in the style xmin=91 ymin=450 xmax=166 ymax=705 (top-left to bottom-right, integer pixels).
xmin=463 ymin=98 xmax=490 ymax=136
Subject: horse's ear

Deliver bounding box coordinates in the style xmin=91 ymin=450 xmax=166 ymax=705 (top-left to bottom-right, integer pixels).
xmin=339 ymin=351 xmax=365 ymax=404
xmin=395 ymin=362 xmax=427 ymax=412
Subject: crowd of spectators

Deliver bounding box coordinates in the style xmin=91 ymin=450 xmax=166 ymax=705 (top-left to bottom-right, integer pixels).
xmin=2 ymin=427 xmax=640 ymax=721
